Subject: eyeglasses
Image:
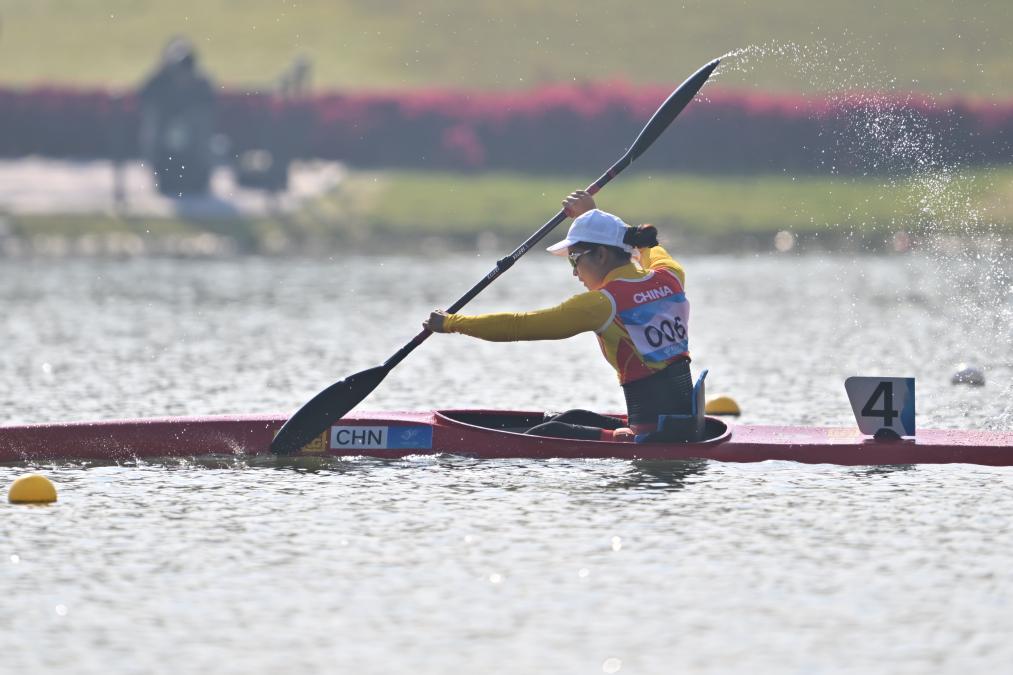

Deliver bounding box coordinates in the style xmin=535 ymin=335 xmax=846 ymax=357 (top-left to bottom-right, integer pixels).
xmin=568 ymin=249 xmax=593 ymax=269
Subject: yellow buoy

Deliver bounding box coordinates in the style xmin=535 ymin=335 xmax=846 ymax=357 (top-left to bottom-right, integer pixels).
xmin=8 ymin=474 xmax=58 ymax=504
xmin=705 ymin=395 xmax=741 ymax=416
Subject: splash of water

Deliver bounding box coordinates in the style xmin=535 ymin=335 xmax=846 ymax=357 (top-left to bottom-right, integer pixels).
xmin=714 ymin=40 xmax=1012 ymax=430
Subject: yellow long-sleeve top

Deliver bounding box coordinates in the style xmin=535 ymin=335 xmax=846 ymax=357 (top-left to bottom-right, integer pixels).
xmin=442 ymin=246 xmax=685 ymax=341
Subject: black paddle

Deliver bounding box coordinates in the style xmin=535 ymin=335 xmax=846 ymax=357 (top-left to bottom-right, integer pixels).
xmin=272 ymin=58 xmax=720 ymax=454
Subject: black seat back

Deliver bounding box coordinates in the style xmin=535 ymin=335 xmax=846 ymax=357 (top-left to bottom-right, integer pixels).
xmin=635 ymin=369 xmax=708 ymax=444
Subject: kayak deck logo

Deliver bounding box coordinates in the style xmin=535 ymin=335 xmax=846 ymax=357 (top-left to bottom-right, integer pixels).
xmin=329 ymin=425 xmax=433 ymax=451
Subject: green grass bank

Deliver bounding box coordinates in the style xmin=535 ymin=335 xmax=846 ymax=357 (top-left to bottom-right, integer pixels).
xmin=325 ymin=169 xmax=1012 ymax=238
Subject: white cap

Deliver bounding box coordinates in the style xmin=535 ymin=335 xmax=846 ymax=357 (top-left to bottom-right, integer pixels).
xmin=546 ymin=209 xmax=632 ymax=255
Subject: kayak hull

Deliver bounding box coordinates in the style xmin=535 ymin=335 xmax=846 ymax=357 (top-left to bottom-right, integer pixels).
xmin=2 ymin=410 xmax=1012 ymax=466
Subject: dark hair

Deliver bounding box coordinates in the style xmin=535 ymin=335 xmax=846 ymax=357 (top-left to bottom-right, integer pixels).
xmin=623 ymin=224 xmax=659 ymax=248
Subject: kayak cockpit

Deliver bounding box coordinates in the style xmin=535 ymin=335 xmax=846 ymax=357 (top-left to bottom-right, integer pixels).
xmin=435 ymin=410 xmax=732 ymax=446
xmin=436 ymin=410 xmax=547 ymax=434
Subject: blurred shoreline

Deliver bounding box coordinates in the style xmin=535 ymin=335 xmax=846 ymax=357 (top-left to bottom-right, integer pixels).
xmin=1 ymin=220 xmax=1007 ymax=260
xmin=1 ymin=157 xmax=1009 ymax=259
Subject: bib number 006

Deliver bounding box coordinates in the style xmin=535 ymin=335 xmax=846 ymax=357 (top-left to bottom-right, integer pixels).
xmin=644 ymin=315 xmax=686 ymax=348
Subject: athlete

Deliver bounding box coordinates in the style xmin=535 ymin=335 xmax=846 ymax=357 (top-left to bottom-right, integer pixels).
xmin=424 ymin=190 xmax=693 ymax=442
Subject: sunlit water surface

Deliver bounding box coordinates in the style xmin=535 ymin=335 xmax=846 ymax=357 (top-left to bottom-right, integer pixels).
xmin=2 ymin=253 xmax=1012 ymax=674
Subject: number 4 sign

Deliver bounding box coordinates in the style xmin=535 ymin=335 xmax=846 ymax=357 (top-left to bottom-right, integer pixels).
xmin=845 ymin=377 xmax=916 ymax=438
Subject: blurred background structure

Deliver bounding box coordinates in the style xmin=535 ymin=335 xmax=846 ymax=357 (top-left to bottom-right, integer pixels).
xmin=137 ymin=36 xmax=216 ymax=198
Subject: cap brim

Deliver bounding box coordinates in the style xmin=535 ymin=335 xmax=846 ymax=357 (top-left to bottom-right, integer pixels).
xmin=546 ymin=238 xmax=575 ymax=255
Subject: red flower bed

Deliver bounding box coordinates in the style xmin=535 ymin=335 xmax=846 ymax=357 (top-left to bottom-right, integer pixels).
xmin=1 ymin=84 xmax=1010 ymax=173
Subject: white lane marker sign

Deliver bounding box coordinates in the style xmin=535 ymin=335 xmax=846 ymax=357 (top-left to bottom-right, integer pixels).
xmin=845 ymin=376 xmax=916 ymax=438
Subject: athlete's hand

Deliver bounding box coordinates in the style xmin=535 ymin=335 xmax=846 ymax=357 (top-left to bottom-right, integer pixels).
xmin=562 ymin=190 xmax=596 ymax=218
xmin=424 ymin=309 xmax=449 ymax=333
xmin=613 ymin=427 xmax=635 ymax=442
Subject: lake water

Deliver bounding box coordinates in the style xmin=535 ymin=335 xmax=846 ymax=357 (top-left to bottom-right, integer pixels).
xmin=2 ymin=250 xmax=1012 ymax=674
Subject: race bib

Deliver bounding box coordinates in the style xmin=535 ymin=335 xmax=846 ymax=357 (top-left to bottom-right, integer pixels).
xmin=618 ymin=294 xmax=689 ymax=363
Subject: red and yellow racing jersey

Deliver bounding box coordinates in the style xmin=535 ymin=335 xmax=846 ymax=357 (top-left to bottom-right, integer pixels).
xmin=595 ymin=265 xmax=688 ymax=384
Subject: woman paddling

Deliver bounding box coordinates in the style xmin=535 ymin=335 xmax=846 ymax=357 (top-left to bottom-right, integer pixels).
xmin=424 ymin=190 xmax=693 ymax=442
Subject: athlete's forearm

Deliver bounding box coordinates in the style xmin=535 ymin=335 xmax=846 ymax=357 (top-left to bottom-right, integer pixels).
xmin=443 ymin=293 xmax=613 ymax=341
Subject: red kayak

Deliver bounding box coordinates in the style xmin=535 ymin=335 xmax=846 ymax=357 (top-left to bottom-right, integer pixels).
xmin=2 ymin=409 xmax=1011 ymax=466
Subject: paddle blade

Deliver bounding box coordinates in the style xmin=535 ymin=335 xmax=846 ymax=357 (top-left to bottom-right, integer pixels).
xmin=627 ymin=58 xmax=719 ymax=163
xmin=271 ymin=365 xmax=390 ymax=454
